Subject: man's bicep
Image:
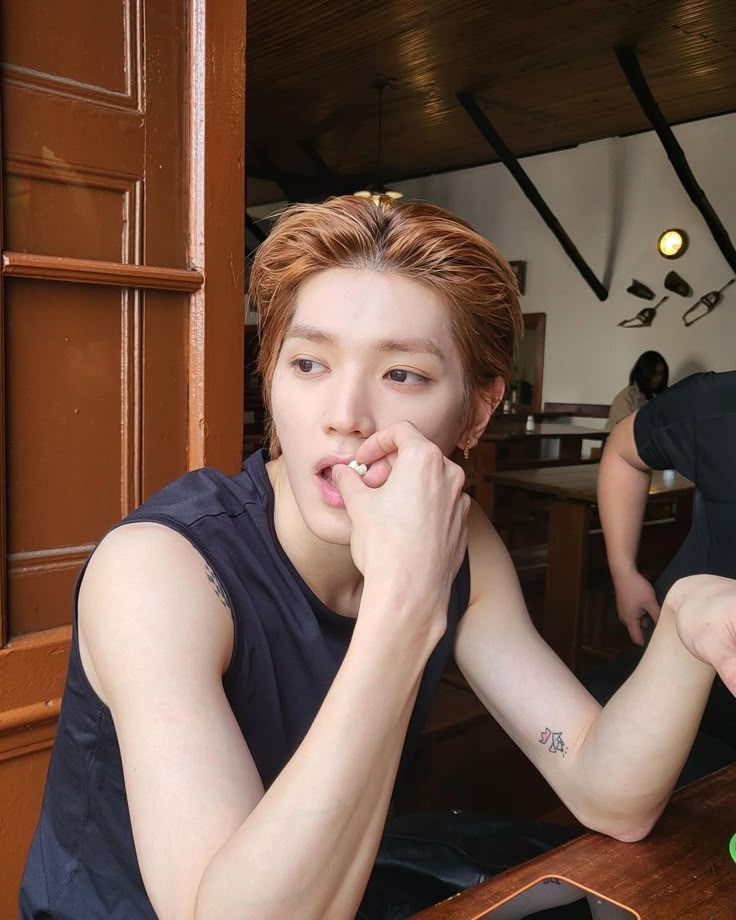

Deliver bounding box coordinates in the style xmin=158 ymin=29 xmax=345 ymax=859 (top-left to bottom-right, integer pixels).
xmin=114 ymin=665 xmax=265 ymax=919
xmin=604 ymin=413 xmax=651 ymax=471
xmin=78 ymin=525 xmax=265 ymax=919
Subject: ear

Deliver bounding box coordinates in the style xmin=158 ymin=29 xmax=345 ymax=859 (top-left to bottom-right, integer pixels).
xmin=456 ymin=377 xmax=505 ymax=451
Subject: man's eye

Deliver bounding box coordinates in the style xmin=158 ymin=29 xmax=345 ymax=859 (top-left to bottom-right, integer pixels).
xmin=293 ymin=359 xmax=324 ymax=374
xmin=387 ymin=369 xmax=428 ymax=385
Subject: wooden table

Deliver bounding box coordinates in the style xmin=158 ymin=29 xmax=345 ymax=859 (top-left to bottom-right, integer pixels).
xmin=470 ymin=424 xmax=610 ymax=518
xmin=485 ymin=421 xmax=607 ymax=441
xmin=487 ymin=465 xmax=693 ymax=670
xmin=413 ymin=762 xmax=736 ymax=918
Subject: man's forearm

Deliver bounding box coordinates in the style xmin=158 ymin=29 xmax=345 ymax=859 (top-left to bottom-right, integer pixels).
xmin=598 ymin=446 xmax=651 ymax=578
xmin=574 ymin=605 xmax=715 ymax=839
xmin=195 ymin=586 xmax=439 ymax=920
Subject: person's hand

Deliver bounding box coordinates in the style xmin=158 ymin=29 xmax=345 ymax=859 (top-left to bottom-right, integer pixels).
xmin=332 ymin=421 xmax=469 ymax=644
xmin=612 ymin=570 xmax=661 ymax=646
xmin=664 ymin=574 xmax=736 ymax=695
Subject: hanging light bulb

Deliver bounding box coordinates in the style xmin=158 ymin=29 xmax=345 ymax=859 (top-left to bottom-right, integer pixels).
xmin=354 ymin=189 xmax=403 ymax=207
xmin=354 ymin=80 xmax=403 ymax=207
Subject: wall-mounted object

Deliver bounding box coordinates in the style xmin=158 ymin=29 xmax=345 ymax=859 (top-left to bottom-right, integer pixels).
xmin=682 ymin=278 xmax=735 ymax=327
xmin=626 ymin=279 xmax=655 ymax=300
xmin=657 ymin=228 xmax=688 ymax=259
xmin=618 ymin=295 xmax=668 ymax=328
xmin=510 ymin=260 xmax=526 ymax=295
xmin=664 ymin=271 xmax=692 ymax=297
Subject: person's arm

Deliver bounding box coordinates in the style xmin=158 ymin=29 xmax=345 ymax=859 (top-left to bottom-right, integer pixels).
xmin=197 ymin=580 xmax=437 ymax=920
xmin=81 ymin=426 xmax=467 ymax=920
xmin=597 ymin=412 xmax=661 ymax=644
xmin=605 ymin=386 xmax=637 ymax=431
xmin=454 ymin=504 xmax=719 ymax=842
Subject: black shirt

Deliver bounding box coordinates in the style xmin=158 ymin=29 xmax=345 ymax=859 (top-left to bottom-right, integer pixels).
xmin=20 ymin=450 xmax=470 ymax=918
xmin=633 ymin=370 xmax=736 ymax=599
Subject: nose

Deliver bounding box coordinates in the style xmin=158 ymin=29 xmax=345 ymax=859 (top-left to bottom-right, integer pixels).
xmin=322 ymin=369 xmax=375 ymax=439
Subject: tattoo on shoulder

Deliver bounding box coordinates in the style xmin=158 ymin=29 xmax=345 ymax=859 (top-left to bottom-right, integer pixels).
xmin=205 ymin=562 xmax=231 ymax=611
xmin=539 ymin=727 xmax=568 ymax=757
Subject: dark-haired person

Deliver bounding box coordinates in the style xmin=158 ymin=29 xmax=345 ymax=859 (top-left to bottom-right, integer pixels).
xmin=605 ymin=350 xmax=669 ymax=430
xmin=20 ymin=199 xmax=736 ymax=920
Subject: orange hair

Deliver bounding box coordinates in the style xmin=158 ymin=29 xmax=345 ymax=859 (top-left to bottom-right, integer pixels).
xmin=250 ymin=196 xmax=523 ymax=457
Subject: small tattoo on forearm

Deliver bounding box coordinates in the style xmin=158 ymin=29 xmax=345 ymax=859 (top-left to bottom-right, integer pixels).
xmin=205 ymin=562 xmax=231 ymax=611
xmin=539 ymin=727 xmax=568 ymax=757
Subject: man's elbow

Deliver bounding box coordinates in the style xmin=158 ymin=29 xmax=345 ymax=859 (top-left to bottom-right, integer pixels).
xmin=604 ymin=818 xmax=657 ymax=843
xmin=577 ymin=804 xmax=664 ymax=843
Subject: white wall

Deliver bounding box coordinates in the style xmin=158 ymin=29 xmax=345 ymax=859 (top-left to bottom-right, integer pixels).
xmin=393 ymin=112 xmax=736 ymax=406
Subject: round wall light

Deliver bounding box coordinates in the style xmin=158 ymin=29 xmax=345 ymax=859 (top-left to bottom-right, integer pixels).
xmin=657 ymin=228 xmax=688 ymax=259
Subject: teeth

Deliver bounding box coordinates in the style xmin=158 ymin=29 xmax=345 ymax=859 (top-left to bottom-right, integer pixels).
xmin=348 ymin=459 xmax=368 ymax=476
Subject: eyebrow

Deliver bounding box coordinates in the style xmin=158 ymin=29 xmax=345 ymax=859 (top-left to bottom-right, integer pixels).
xmin=286 ymin=324 xmax=446 ymax=361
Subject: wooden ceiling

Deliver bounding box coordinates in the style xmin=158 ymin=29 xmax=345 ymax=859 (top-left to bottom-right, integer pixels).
xmin=245 ymin=0 xmax=736 ymax=206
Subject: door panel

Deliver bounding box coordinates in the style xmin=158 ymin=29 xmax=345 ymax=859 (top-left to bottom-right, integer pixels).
xmin=5 ymin=278 xmax=129 ymax=637
xmin=3 ymin=83 xmax=144 ymax=175
xmin=141 ymin=291 xmax=190 ymax=500
xmin=3 ymin=0 xmax=136 ymax=101
xmin=0 ymin=0 xmax=246 ymax=908
xmin=6 ymin=280 xmax=127 ymax=545
xmin=5 ymin=164 xmax=137 ymax=262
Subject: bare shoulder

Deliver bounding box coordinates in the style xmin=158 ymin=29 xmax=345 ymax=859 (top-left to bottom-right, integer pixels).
xmin=78 ymin=524 xmax=264 ymax=918
xmin=79 ymin=522 xmax=235 ymax=708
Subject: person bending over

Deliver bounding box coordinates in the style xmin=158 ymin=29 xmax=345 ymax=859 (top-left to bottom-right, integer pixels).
xmin=21 ymin=199 xmax=736 ymax=920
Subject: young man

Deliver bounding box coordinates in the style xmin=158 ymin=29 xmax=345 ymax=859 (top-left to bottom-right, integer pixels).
xmin=21 ymin=201 xmax=736 ymax=919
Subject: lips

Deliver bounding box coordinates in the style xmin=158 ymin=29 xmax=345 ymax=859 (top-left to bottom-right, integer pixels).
xmin=316 ymin=455 xmax=354 ymax=480
xmin=315 ymin=454 xmax=355 ymax=508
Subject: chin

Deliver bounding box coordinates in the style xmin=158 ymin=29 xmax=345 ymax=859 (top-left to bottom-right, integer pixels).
xmin=291 ymin=490 xmax=352 ymax=546
xmin=303 ymin=509 xmax=353 ymax=547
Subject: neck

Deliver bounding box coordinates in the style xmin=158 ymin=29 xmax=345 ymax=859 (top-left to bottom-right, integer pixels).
xmin=267 ymin=457 xmax=364 ymax=617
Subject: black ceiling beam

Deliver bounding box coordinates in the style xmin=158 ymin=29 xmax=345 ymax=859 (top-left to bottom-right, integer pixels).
xmin=298 ymin=141 xmax=368 ymax=197
xmin=616 ymin=45 xmax=736 ymax=274
xmin=300 ymin=139 xmax=337 ymax=182
xmin=245 ymin=163 xmax=345 ymax=196
xmin=457 ymin=91 xmax=609 ymax=302
xmin=247 ymin=162 xmax=315 ymax=186
xmin=250 ymin=146 xmax=373 ymax=203
xmin=260 ymin=154 xmax=300 ymax=202
xmin=245 ymin=212 xmax=267 ymax=244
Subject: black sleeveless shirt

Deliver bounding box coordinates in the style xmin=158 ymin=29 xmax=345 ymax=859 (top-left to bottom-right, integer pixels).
xmin=20 ymin=450 xmax=470 ymax=918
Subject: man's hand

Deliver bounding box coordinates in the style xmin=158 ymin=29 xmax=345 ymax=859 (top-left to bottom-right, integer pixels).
xmin=332 ymin=421 xmax=469 ymax=647
xmin=665 ymin=574 xmax=736 ymax=695
xmin=613 ymin=569 xmax=661 ymax=646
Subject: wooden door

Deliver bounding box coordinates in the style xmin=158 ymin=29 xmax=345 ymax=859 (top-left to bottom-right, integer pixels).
xmin=0 ymin=1 xmax=246 ymax=909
